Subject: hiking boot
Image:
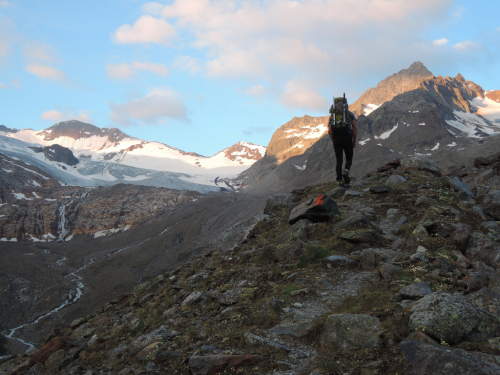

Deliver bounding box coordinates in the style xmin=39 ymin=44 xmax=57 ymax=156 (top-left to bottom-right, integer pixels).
xmin=337 ymin=180 xmax=346 ymax=188
xmin=342 ymin=169 xmax=350 ymax=184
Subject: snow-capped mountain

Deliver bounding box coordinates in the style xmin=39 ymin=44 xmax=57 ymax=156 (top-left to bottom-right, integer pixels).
xmin=0 ymin=121 xmax=266 ymax=192
xmin=240 ymin=63 xmax=500 ymax=192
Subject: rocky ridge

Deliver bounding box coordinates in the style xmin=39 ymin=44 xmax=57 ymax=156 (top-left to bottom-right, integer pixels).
xmin=3 ymin=153 xmax=500 ymax=374
xmin=0 ymin=153 xmax=199 ymax=241
xmin=350 ymin=62 xmax=433 ymax=117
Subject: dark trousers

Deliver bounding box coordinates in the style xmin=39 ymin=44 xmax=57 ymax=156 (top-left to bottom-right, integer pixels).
xmin=332 ymin=135 xmax=353 ymax=181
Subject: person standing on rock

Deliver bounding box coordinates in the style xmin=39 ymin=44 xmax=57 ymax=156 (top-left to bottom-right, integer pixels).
xmin=328 ymin=94 xmax=357 ymax=187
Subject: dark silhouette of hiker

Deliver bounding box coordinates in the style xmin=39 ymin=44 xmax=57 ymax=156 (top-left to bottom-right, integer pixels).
xmin=328 ymin=95 xmax=358 ymax=187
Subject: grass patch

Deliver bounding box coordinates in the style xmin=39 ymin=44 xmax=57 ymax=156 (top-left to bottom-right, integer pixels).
xmin=334 ymin=288 xmax=395 ymax=314
xmin=434 ymin=247 xmax=458 ymax=262
xmin=297 ymin=244 xmax=333 ymax=268
xmin=273 ymin=283 xmax=302 ymax=298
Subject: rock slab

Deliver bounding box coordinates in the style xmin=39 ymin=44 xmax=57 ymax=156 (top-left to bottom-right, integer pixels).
xmin=289 ymin=195 xmax=340 ymax=224
xmin=320 ymin=314 xmax=381 ymax=349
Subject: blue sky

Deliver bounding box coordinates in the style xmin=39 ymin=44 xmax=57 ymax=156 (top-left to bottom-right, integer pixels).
xmin=0 ymin=0 xmax=499 ymax=156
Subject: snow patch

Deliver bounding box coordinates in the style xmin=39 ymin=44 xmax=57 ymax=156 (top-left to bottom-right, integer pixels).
xmin=418 ymin=123 xmax=426 ymax=126
xmin=2 ymin=168 xmax=13 ymax=173
xmin=363 ymin=103 xmax=381 ymax=116
xmin=359 ymin=138 xmax=370 ymax=145
xmin=446 ymin=110 xmax=499 ymax=138
xmin=471 ymin=96 xmax=500 ymax=123
xmin=447 ymin=142 xmax=457 ymax=147
xmin=431 ymin=143 xmax=440 ymax=151
xmin=375 ymin=124 xmax=398 ymax=140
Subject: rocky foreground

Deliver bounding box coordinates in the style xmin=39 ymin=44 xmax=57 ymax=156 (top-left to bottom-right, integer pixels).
xmin=2 ymin=154 xmax=500 ymax=375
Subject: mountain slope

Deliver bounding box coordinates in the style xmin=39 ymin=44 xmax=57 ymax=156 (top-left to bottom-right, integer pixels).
xmin=2 ymin=121 xmax=266 ymax=191
xmin=240 ymin=71 xmax=500 ymax=193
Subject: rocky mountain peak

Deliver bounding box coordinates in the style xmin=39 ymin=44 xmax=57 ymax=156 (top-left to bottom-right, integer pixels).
xmin=350 ymin=62 xmax=434 ymax=116
xmin=42 ymin=120 xmax=130 ymax=143
xmin=218 ymin=141 xmax=266 ymax=163
xmin=0 ymin=125 xmax=18 ymax=134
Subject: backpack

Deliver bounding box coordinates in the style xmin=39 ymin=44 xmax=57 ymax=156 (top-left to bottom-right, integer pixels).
xmin=329 ymin=96 xmax=352 ymax=137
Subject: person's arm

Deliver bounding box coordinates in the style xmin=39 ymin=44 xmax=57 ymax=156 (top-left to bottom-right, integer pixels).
xmin=352 ymin=119 xmax=357 ymax=148
xmin=328 ymin=114 xmax=333 ymax=141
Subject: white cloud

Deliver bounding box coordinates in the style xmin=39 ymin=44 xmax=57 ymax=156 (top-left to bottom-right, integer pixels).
xmin=280 ymin=80 xmax=329 ymax=111
xmin=120 ymin=0 xmax=455 ymax=108
xmin=22 ymin=42 xmax=56 ymax=62
xmin=244 ymin=84 xmax=268 ymax=98
xmin=0 ymin=82 xmax=8 ymax=88
xmin=40 ymin=108 xmax=93 ymax=124
xmin=172 ymin=55 xmax=201 ymax=75
xmin=109 ymin=88 xmax=188 ymax=125
xmin=433 ymin=38 xmax=448 ymax=46
xmin=106 ymin=61 xmax=169 ymax=80
xmin=112 ymin=15 xmax=176 ymax=44
xmin=243 ymin=126 xmax=273 ymax=136
xmin=0 ymin=1 xmax=10 ymax=8
xmin=24 ymin=63 xmax=67 ymax=82
xmin=453 ymin=41 xmax=479 ymax=51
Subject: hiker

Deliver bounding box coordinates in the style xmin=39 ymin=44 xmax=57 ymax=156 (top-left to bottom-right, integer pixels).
xmin=328 ymin=95 xmax=357 ymax=187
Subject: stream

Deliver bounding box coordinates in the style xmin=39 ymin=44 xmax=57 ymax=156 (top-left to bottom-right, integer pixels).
xmin=0 ymin=225 xmax=173 ymax=358
xmin=0 ymin=255 xmax=95 ymax=360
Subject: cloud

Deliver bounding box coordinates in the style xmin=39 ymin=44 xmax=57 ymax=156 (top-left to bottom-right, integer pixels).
xmin=172 ymin=55 xmax=201 ymax=75
xmin=243 ymin=84 xmax=268 ymax=98
xmin=10 ymin=79 xmax=21 ymax=89
xmin=121 ymin=0 xmax=457 ymax=109
xmin=109 ymin=88 xmax=188 ymax=126
xmin=0 ymin=82 xmax=8 ymax=88
xmin=106 ymin=61 xmax=169 ymax=80
xmin=112 ymin=15 xmax=176 ymax=44
xmin=433 ymin=38 xmax=448 ymax=46
xmin=24 ymin=63 xmax=68 ymax=82
xmin=453 ymin=41 xmax=480 ymax=51
xmin=242 ymin=126 xmax=273 ymax=136
xmin=280 ymin=80 xmax=329 ymax=111
xmin=40 ymin=108 xmax=93 ymax=124
xmin=0 ymin=1 xmax=10 ymax=8
xmin=22 ymin=42 xmax=56 ymax=62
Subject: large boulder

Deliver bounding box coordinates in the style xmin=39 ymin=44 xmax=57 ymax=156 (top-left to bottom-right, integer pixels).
xmin=399 ymin=282 xmax=432 ymax=300
xmin=320 ymin=314 xmax=382 ymax=349
xmin=464 ymin=232 xmax=500 ymax=268
xmin=449 ymin=177 xmax=475 ymax=200
xmin=289 ymin=194 xmax=340 ymax=224
xmin=405 ymin=155 xmax=442 ymax=176
xmin=465 ymin=287 xmax=500 ymax=318
xmin=482 ymin=190 xmax=500 ymax=220
xmin=409 ymin=292 xmax=500 ymax=345
xmin=400 ymin=340 xmax=500 ymax=375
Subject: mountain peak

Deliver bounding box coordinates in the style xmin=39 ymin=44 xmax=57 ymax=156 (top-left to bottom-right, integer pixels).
xmin=42 ymin=120 xmax=131 ymax=142
xmin=350 ymin=62 xmax=434 ymax=117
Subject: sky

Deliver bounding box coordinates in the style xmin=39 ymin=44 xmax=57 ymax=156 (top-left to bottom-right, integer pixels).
xmin=0 ymin=0 xmax=499 ymax=156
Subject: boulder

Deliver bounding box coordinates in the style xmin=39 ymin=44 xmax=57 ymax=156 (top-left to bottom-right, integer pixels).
xmin=414 ymin=196 xmax=437 ymax=207
xmin=377 ymin=159 xmax=401 ymax=172
xmin=378 ymin=262 xmax=402 ymax=280
xmin=465 ymin=232 xmax=500 ymax=267
xmin=369 ymin=185 xmax=392 ymax=194
xmin=386 ymin=175 xmax=407 ymax=185
xmin=400 ymin=340 xmax=500 ymax=375
xmin=453 ymin=224 xmax=473 ymax=251
xmin=399 ymin=282 xmax=433 ymax=300
xmin=188 ymin=355 xmax=259 ymax=375
xmin=409 ymin=292 xmax=500 ymax=345
xmin=482 ymin=190 xmax=500 ymax=220
xmin=339 ymin=229 xmax=378 ymax=243
xmin=243 ymin=332 xmax=291 ymax=351
xmin=320 ymin=314 xmax=382 ymax=350
xmin=465 ymin=287 xmax=500 ymax=318
xmin=449 ymin=177 xmax=475 ymax=200
xmin=289 ymin=194 xmax=340 ymax=225
xmin=29 ymin=336 xmax=75 ymax=366
xmin=410 ymin=224 xmax=429 ymax=242
xmin=325 ymin=255 xmax=358 ymax=268
xmin=405 ymin=155 xmax=442 ymax=176
xmin=127 ymin=327 xmax=174 ymax=355
xmin=217 ymin=290 xmax=241 ymax=305
xmin=271 ymin=313 xmax=320 ymax=338
xmin=330 ymin=214 xmax=382 ymax=234
xmin=464 ymin=272 xmax=490 ymax=293
xmin=360 ymin=248 xmax=377 ymax=269
xmin=405 ymin=332 xmax=439 ymax=346
xmin=263 ymin=193 xmax=294 ymax=214
xmin=182 ymin=291 xmax=206 ymax=306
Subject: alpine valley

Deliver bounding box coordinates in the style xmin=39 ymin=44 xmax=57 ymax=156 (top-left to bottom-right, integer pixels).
xmin=1 ymin=62 xmax=500 ymax=375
